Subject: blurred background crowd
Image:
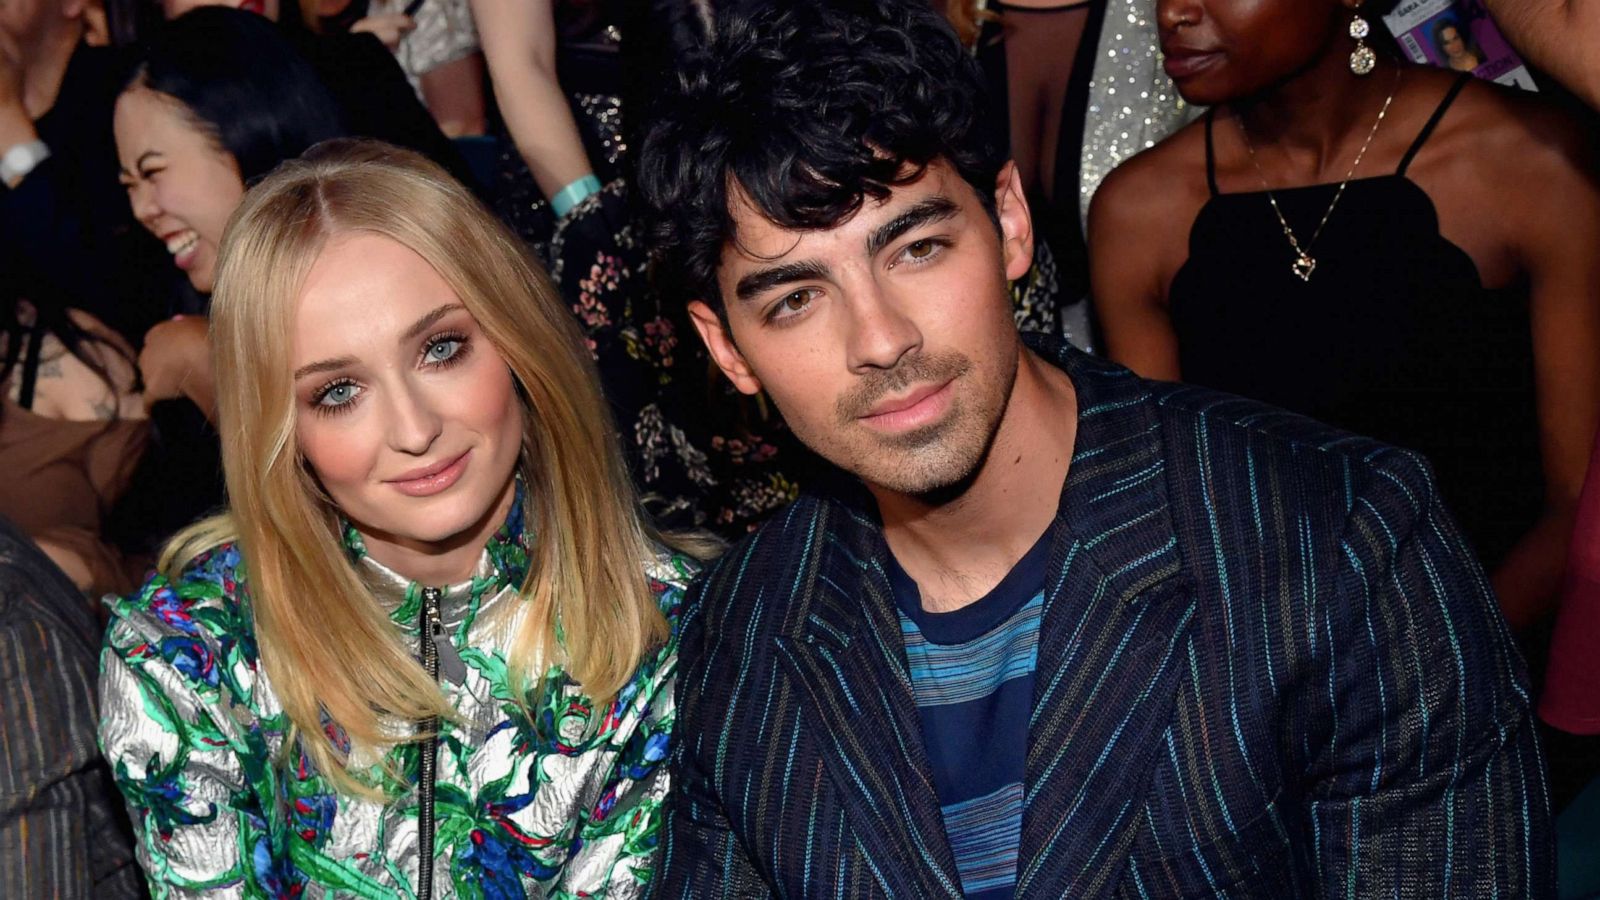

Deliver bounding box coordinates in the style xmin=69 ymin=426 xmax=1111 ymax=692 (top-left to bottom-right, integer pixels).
xmin=2 ymin=0 xmax=1599 ymax=895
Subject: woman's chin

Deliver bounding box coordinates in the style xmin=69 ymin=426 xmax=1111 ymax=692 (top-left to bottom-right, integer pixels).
xmin=185 ymin=267 xmax=215 ymax=295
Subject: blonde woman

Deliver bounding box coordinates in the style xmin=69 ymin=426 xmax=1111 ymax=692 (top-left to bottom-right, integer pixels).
xmin=98 ymin=140 xmax=703 ymax=899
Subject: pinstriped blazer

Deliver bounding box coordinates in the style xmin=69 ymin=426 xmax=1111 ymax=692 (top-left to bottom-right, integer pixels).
xmin=652 ymin=339 xmax=1554 ymax=899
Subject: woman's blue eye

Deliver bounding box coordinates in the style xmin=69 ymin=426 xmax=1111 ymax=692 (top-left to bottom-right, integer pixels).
xmin=318 ymin=383 xmax=357 ymax=406
xmin=426 ymin=338 xmax=462 ymax=362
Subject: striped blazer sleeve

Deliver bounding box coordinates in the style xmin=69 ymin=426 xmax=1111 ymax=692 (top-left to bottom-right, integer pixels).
xmin=651 ymin=580 xmax=770 ymax=899
xmin=1303 ymin=446 xmax=1550 ymax=896
xmin=0 ymin=524 xmax=144 ymax=900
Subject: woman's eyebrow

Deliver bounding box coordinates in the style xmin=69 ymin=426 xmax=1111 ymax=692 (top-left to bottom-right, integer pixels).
xmin=293 ymin=355 xmax=358 ymax=381
xmin=120 ymin=149 xmax=165 ymax=176
xmin=401 ymin=303 xmax=467 ymax=343
xmin=292 ymin=304 xmax=465 ymax=381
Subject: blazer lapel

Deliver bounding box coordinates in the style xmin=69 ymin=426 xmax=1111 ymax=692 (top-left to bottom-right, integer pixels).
xmin=773 ymin=496 xmax=965 ymax=899
xmin=1017 ymin=343 xmax=1200 ymax=900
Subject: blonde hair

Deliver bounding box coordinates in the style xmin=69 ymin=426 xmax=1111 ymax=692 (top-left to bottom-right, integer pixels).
xmin=164 ymin=139 xmax=668 ymax=794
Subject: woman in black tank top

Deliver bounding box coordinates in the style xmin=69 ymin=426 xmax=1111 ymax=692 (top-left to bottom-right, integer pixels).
xmin=1087 ymin=0 xmax=1600 ymax=634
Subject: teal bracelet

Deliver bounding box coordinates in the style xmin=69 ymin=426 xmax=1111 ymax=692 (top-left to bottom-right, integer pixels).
xmin=550 ymin=174 xmax=603 ymax=217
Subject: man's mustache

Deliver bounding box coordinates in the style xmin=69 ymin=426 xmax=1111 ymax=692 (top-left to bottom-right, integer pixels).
xmin=835 ymin=352 xmax=972 ymax=424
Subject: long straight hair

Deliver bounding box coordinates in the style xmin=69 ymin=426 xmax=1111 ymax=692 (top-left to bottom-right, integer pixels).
xmin=128 ymin=7 xmax=347 ymax=185
xmin=164 ymin=140 xmax=668 ymax=794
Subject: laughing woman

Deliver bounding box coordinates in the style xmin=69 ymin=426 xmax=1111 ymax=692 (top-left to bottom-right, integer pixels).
xmin=98 ymin=141 xmax=702 ymax=898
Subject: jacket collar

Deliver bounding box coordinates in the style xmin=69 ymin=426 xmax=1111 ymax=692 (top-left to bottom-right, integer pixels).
xmin=1032 ymin=333 xmax=1186 ymax=605
xmin=1012 ymin=334 xmax=1196 ymax=899
xmin=777 ymin=336 xmax=1196 ymax=899
xmin=343 ymin=479 xmax=532 ymax=634
xmin=788 ymin=337 xmax=1188 ymax=640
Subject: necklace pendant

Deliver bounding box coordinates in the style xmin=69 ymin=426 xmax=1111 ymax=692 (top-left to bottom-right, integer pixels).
xmin=1292 ymin=253 xmax=1317 ymax=282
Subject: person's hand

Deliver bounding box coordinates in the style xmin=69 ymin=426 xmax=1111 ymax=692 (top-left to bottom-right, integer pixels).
xmin=352 ymin=14 xmax=416 ymax=51
xmin=140 ymin=315 xmax=213 ymax=413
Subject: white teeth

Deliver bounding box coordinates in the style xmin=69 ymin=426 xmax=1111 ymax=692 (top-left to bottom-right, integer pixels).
xmin=165 ymin=231 xmax=199 ymax=256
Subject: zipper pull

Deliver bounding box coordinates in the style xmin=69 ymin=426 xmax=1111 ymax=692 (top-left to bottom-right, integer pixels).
xmin=421 ymin=588 xmax=469 ymax=686
xmin=430 ymin=618 xmax=469 ymax=686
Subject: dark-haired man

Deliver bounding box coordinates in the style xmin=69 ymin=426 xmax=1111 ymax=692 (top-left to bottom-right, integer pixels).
xmin=636 ymin=1 xmax=1552 ymax=896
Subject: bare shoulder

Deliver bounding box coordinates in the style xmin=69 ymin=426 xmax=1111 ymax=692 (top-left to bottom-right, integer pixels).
xmin=1089 ymin=114 xmax=1213 ymax=311
xmin=1092 ymin=116 xmax=1212 ymax=231
xmin=1090 ymin=114 xmax=1214 ymax=268
xmin=22 ymin=309 xmax=145 ymax=422
xmin=1419 ymin=70 xmax=1596 ymax=190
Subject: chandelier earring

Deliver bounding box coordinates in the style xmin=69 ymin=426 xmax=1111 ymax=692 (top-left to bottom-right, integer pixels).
xmin=1349 ymin=10 xmax=1377 ymax=76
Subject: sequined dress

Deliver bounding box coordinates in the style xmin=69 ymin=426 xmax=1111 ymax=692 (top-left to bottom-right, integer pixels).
xmin=98 ymin=501 xmax=694 ymax=898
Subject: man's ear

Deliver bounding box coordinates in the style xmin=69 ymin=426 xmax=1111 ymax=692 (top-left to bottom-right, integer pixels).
xmin=993 ymin=161 xmax=1035 ymax=282
xmin=687 ymin=300 xmax=764 ymax=396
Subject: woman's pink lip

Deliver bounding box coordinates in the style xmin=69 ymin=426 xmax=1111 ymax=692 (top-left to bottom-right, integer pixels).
xmin=387 ymin=450 xmax=470 ymax=497
xmin=859 ymin=380 xmax=954 ymax=434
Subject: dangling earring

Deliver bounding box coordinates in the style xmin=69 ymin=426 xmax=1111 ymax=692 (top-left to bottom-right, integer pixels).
xmin=1349 ymin=8 xmax=1377 ymax=76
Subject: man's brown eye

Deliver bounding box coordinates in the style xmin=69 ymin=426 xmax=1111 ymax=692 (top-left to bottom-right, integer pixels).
xmin=908 ymin=239 xmax=935 ymax=258
xmin=784 ymin=292 xmax=809 ymax=310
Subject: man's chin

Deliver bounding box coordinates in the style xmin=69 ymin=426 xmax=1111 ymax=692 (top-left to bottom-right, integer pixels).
xmin=904 ymin=463 xmax=985 ymax=506
xmin=851 ymin=445 xmax=986 ymax=502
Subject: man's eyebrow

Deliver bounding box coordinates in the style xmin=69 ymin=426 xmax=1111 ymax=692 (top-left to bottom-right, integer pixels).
xmin=734 ymin=259 xmax=831 ymax=303
xmin=400 ymin=303 xmax=466 ymax=343
xmin=865 ymin=196 xmax=961 ymax=259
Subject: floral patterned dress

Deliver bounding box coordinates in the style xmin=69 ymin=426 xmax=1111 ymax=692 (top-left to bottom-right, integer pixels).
xmin=98 ymin=501 xmax=694 ymax=899
xmin=489 ymin=3 xmax=814 ymax=537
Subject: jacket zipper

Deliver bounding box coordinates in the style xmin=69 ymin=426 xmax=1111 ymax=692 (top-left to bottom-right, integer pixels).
xmin=415 ymin=587 xmax=469 ymax=899
xmin=416 ymin=586 xmax=442 ymax=900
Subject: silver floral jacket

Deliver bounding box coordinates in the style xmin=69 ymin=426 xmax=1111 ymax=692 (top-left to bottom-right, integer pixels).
xmin=98 ymin=505 xmax=695 ymax=899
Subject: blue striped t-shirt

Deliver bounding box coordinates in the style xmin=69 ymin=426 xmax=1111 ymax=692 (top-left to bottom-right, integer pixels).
xmin=888 ymin=529 xmax=1052 ymax=900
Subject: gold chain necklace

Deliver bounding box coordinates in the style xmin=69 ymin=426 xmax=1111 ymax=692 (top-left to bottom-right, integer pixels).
xmin=1236 ymin=69 xmax=1401 ymax=282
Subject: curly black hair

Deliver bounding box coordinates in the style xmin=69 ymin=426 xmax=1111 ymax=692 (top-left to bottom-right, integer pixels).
xmin=635 ymin=0 xmax=1004 ymax=310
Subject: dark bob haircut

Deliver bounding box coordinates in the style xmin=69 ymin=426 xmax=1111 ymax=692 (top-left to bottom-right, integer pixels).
xmin=126 ymin=6 xmax=347 ymax=185
xmin=635 ymin=0 xmax=1005 ymax=310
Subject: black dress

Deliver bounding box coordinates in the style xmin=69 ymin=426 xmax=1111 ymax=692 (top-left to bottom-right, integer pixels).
xmin=1167 ymin=75 xmax=1542 ymax=568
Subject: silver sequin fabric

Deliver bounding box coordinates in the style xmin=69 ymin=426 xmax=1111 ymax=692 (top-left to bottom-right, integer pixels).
xmin=370 ymin=0 xmax=481 ymax=93
xmin=1079 ymin=0 xmax=1200 ymax=234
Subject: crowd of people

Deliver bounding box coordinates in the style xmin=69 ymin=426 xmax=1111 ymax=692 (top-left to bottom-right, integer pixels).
xmin=2 ymin=0 xmax=1599 ymax=896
